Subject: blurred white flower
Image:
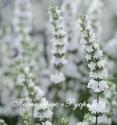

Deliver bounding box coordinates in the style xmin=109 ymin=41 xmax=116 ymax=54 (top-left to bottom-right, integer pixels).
xmin=45 ymin=121 xmax=52 ymax=125
xmin=0 ymin=119 xmax=7 ymax=125
xmin=34 ymin=87 xmax=45 ymax=98
xmin=97 ymin=60 xmax=105 ymax=68
xmin=17 ymin=74 xmax=25 ymax=85
xmin=51 ymin=56 xmax=67 ymax=66
xmin=87 ymin=79 xmax=108 ymax=93
xmin=88 ymin=62 xmax=96 ymax=71
xmin=87 ymin=100 xmax=106 ymax=114
xmin=88 ymin=0 xmax=103 ymax=42
xmin=51 ymin=72 xmax=65 ymax=84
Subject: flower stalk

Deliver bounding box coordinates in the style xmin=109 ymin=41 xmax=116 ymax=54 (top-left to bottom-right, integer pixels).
xmin=48 ymin=2 xmax=67 ymax=84
xmin=80 ymin=15 xmax=108 ymax=125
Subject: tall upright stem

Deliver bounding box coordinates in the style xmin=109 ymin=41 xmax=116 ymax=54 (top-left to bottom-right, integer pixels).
xmin=31 ymin=105 xmax=35 ymax=125
xmin=96 ymin=115 xmax=98 ymax=125
xmin=96 ymin=93 xmax=99 ymax=125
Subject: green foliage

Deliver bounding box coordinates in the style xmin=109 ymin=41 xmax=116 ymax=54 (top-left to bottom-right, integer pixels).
xmin=54 ymin=116 xmax=69 ymax=125
xmin=23 ymin=111 xmax=30 ymax=125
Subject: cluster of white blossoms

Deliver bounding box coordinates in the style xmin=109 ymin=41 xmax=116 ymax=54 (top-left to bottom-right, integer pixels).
xmin=88 ymin=0 xmax=103 ymax=42
xmin=80 ymin=15 xmax=108 ymax=94
xmin=80 ymin=15 xmax=108 ymax=119
xmin=77 ymin=111 xmax=112 ymax=125
xmin=48 ymin=3 xmax=67 ymax=84
xmin=87 ymin=99 xmax=106 ymax=114
xmin=34 ymin=98 xmax=53 ymax=124
xmin=87 ymin=79 xmax=108 ymax=93
xmin=0 ymin=119 xmax=7 ymax=125
xmin=16 ymin=62 xmax=53 ymax=124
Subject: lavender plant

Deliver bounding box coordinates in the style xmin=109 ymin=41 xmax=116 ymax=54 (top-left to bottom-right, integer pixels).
xmin=16 ymin=63 xmax=53 ymax=125
xmin=13 ymin=0 xmax=53 ymax=125
xmin=0 ymin=0 xmax=117 ymax=125
xmin=80 ymin=15 xmax=108 ymax=125
xmin=48 ymin=2 xmax=67 ymax=84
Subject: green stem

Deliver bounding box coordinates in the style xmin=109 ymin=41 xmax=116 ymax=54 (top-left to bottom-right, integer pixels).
xmin=96 ymin=115 xmax=98 ymax=125
xmin=96 ymin=94 xmax=99 ymax=125
xmin=31 ymin=105 xmax=35 ymax=125
xmin=97 ymin=93 xmax=99 ymax=102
